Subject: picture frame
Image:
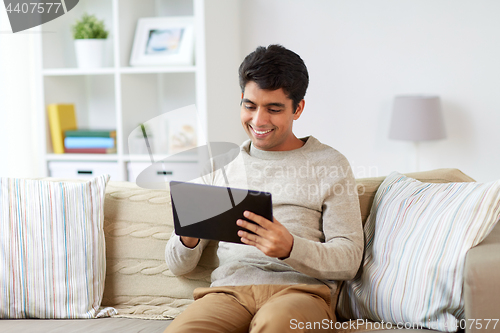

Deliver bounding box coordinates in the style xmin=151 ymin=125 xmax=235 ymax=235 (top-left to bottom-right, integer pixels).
xmin=130 ymin=16 xmax=195 ymax=67
xmin=167 ymin=112 xmax=198 ymax=154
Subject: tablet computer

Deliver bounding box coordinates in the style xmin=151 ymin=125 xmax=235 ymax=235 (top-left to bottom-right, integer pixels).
xmin=170 ymin=181 xmax=273 ymax=244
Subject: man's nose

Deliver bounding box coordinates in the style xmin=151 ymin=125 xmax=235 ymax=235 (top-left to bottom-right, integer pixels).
xmin=253 ymin=107 xmax=269 ymax=127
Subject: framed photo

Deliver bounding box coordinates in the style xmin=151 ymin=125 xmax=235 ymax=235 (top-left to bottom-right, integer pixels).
xmin=130 ymin=16 xmax=194 ymax=67
xmin=167 ymin=114 xmax=198 ymax=154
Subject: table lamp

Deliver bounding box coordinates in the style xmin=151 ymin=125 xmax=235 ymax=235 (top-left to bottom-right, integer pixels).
xmin=389 ymin=95 xmax=446 ymax=171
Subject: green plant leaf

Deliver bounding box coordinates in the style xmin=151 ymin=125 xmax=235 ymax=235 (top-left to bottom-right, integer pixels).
xmin=72 ymin=12 xmax=109 ymax=39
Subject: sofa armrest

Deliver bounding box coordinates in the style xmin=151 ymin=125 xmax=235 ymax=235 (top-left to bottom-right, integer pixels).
xmin=464 ymin=222 xmax=500 ymax=333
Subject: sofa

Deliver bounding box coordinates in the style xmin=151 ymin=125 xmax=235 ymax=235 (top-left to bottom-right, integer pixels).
xmin=1 ymin=168 xmax=499 ymax=333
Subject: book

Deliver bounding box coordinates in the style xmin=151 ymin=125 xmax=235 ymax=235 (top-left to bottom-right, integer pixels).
xmin=64 ymin=137 xmax=115 ymax=149
xmin=47 ymin=104 xmax=77 ymax=154
xmin=65 ymin=129 xmax=116 ymax=138
xmin=64 ymin=148 xmax=117 ymax=154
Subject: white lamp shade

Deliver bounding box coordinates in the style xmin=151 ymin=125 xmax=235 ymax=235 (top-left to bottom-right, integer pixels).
xmin=389 ymin=95 xmax=446 ymax=141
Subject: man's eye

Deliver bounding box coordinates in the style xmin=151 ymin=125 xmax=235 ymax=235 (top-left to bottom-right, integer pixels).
xmin=269 ymin=109 xmax=281 ymax=113
xmin=245 ymin=105 xmax=256 ymax=110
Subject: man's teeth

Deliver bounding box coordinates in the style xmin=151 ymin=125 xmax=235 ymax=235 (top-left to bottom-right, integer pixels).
xmin=253 ymin=128 xmax=272 ymax=134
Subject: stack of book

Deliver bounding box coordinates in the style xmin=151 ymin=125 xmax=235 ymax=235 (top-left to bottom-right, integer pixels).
xmin=64 ymin=129 xmax=117 ymax=154
xmin=47 ymin=103 xmax=117 ymax=154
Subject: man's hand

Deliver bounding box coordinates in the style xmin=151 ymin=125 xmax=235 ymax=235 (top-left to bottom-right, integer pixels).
xmin=237 ymin=211 xmax=294 ymax=259
xmin=180 ymin=236 xmax=199 ymax=248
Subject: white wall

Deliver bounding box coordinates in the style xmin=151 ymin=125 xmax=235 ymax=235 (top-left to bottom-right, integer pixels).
xmin=0 ymin=7 xmax=40 ymax=178
xmin=240 ymin=0 xmax=500 ymax=182
xmin=2 ymin=1 xmax=500 ymax=181
xmin=204 ymin=0 xmax=247 ymax=144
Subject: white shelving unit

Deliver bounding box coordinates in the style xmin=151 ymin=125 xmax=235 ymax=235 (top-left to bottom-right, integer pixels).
xmin=35 ymin=0 xmax=243 ymax=182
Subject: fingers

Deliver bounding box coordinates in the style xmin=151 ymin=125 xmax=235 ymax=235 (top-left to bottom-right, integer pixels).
xmin=237 ymin=218 xmax=264 ymax=236
xmin=242 ymin=211 xmax=273 ymax=229
xmin=238 ymin=230 xmax=258 ymax=245
xmin=238 ymin=225 xmax=292 ymax=258
xmin=237 ymin=213 xmax=270 ymax=247
xmin=238 ymin=228 xmax=271 ymax=254
xmin=239 ymin=234 xmax=268 ymax=253
xmin=236 ymin=211 xmax=293 ymax=258
xmin=236 ymin=211 xmax=271 ymax=235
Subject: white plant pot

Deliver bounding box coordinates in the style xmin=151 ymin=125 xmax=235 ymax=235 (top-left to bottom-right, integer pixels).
xmin=74 ymin=39 xmax=106 ymax=69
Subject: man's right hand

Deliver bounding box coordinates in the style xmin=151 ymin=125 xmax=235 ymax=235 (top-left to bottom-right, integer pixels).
xmin=180 ymin=236 xmax=199 ymax=248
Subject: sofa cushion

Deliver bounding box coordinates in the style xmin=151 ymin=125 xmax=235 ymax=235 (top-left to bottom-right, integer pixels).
xmin=355 ymin=168 xmax=475 ymax=226
xmin=339 ymin=171 xmax=500 ymax=332
xmin=0 ymin=175 xmax=115 ymax=318
xmin=101 ymin=181 xmax=218 ymax=319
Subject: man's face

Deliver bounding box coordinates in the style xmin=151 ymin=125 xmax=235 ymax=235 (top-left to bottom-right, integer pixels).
xmin=240 ymin=81 xmax=304 ymax=151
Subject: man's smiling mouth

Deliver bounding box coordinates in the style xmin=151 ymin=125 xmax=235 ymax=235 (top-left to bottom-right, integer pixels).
xmin=250 ymin=125 xmax=274 ymax=136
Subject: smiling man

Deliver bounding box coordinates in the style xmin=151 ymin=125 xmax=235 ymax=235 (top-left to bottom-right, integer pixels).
xmin=164 ymin=45 xmax=363 ymax=333
xmin=241 ymin=80 xmax=304 ymax=152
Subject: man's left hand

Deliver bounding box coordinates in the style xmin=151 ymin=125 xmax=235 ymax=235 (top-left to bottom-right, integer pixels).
xmin=237 ymin=211 xmax=294 ymax=259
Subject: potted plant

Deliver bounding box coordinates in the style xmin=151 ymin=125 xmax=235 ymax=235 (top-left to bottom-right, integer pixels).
xmin=72 ymin=13 xmax=109 ymax=68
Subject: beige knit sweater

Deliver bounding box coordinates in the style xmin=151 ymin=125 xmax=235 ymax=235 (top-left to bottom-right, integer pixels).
xmin=165 ymin=136 xmax=363 ymax=296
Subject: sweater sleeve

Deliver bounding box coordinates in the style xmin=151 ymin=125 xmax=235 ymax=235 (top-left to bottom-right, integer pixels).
xmin=282 ymin=159 xmax=364 ymax=281
xmin=164 ymin=160 xmax=215 ymax=276
xmin=165 ymin=232 xmax=211 ymax=276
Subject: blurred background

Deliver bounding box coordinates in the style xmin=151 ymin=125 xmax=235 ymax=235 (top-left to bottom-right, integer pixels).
xmin=1 ymin=0 xmax=499 ymax=182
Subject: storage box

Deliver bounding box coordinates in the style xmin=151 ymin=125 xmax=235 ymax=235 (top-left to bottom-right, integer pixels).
xmin=127 ymin=161 xmax=199 ymax=184
xmin=48 ymin=161 xmax=121 ymax=180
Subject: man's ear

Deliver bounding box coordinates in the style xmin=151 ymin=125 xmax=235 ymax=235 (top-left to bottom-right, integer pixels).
xmin=293 ymin=100 xmax=305 ymax=120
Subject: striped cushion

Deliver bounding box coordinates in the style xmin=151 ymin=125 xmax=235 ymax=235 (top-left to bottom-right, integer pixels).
xmin=0 ymin=175 xmax=116 ymax=318
xmin=338 ymin=172 xmax=500 ymax=332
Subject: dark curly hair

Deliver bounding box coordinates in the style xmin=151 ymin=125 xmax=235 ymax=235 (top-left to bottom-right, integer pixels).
xmin=238 ymin=44 xmax=309 ymax=113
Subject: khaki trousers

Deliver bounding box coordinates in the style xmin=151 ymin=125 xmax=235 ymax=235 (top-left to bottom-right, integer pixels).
xmin=164 ymin=284 xmax=335 ymax=333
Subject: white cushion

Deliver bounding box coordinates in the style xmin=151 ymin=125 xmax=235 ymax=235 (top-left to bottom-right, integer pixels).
xmin=0 ymin=175 xmax=116 ymax=318
xmin=338 ymin=172 xmax=500 ymax=332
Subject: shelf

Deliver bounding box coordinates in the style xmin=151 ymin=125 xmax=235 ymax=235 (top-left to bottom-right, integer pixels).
xmin=126 ymin=154 xmax=199 ymax=162
xmin=37 ymin=0 xmax=240 ymax=181
xmin=120 ymin=66 xmax=196 ymax=74
xmin=46 ymin=154 xmax=199 ymax=163
xmin=43 ymin=68 xmax=116 ymax=76
xmin=46 ymin=154 xmax=119 ymax=161
xmin=42 ymin=66 xmax=197 ymax=76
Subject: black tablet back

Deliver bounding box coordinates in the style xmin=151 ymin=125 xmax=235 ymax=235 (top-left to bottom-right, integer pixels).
xmin=170 ymin=181 xmax=273 ymax=244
